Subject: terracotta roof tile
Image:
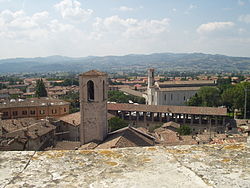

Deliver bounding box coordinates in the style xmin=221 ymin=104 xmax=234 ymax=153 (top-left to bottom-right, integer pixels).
xmin=159 ymin=87 xmax=200 ymax=92
xmin=107 ymin=103 xmax=227 ymax=116
xmin=59 ymin=112 xmax=115 ymax=126
xmin=80 ymin=70 xmax=107 ymax=76
xmin=96 ymin=126 xmax=155 ymax=149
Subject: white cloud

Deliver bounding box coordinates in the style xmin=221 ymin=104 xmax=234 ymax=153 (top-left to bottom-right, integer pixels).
xmin=0 ymin=10 xmax=50 ymax=39
xmin=185 ymin=4 xmax=197 ymax=14
xmin=238 ymin=28 xmax=246 ymax=34
xmin=0 ymin=9 xmax=81 ymax=41
xmin=238 ymin=0 xmax=245 ymax=6
xmin=91 ymin=15 xmax=170 ymax=39
xmin=239 ymin=14 xmax=250 ymax=24
xmin=118 ymin=6 xmax=134 ymax=12
xmin=0 ymin=0 xmax=11 ymax=2
xmin=197 ymin=22 xmax=234 ymax=34
xmin=54 ymin=0 xmax=93 ymax=22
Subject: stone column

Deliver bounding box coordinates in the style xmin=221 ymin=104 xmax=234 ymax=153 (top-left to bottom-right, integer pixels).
xmin=136 ymin=112 xmax=139 ymax=122
xmin=174 ymin=114 xmax=177 ymax=122
xmin=151 ymin=112 xmax=154 ymax=122
xmin=129 ymin=111 xmax=132 ymax=121
xmin=215 ymin=117 xmax=218 ymax=126
xmin=143 ymin=112 xmax=147 ymax=123
xmin=222 ymin=117 xmax=226 ymax=125
xmin=209 ymin=117 xmax=212 ymax=125
xmin=121 ymin=111 xmax=125 ymax=120
xmin=183 ymin=114 xmax=186 ymax=124
xmin=167 ymin=113 xmax=170 ymax=122
xmin=191 ymin=115 xmax=194 ymax=125
xmin=199 ymin=115 xmax=202 ymax=125
xmin=159 ymin=113 xmax=162 ymax=122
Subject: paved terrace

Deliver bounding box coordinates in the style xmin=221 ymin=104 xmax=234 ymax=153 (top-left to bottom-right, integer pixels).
xmin=0 ymin=143 xmax=249 ymax=187
xmin=108 ymin=103 xmax=228 ymax=126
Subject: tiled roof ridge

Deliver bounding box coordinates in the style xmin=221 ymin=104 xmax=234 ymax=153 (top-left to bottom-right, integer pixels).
xmin=80 ymin=70 xmax=107 ymax=76
xmin=129 ymin=126 xmax=156 ymax=140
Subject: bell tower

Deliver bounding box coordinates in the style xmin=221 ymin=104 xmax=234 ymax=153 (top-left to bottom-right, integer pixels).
xmin=79 ymin=70 xmax=108 ymax=144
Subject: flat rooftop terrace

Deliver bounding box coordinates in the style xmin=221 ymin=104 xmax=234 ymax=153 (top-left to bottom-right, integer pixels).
xmin=1 ymin=143 xmax=250 ymax=188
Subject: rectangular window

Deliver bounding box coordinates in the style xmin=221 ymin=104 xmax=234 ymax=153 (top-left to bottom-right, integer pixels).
xmin=30 ymin=110 xmax=36 ymax=115
xmin=184 ymin=96 xmax=186 ymax=101
xmin=171 ymin=94 xmax=173 ymax=101
xmin=40 ymin=110 xmax=45 ymax=115
xmin=164 ymin=94 xmax=167 ymax=101
xmin=3 ymin=112 xmax=8 ymax=116
xmin=12 ymin=111 xmax=18 ymax=116
xmin=64 ymin=108 xmax=67 ymax=112
xmin=22 ymin=111 xmax=27 ymax=115
xmin=52 ymin=109 xmax=57 ymax=114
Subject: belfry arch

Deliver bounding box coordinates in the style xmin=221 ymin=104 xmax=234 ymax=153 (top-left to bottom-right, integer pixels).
xmin=87 ymin=80 xmax=94 ymax=102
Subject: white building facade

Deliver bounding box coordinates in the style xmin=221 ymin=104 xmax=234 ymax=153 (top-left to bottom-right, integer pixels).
xmin=146 ymin=69 xmax=216 ymax=106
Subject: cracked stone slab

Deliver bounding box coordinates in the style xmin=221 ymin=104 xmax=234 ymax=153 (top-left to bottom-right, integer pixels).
xmin=0 ymin=143 xmax=250 ymax=188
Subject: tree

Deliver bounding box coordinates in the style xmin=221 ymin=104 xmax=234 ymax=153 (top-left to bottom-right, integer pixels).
xmin=0 ymin=83 xmax=6 ymax=90
xmin=108 ymin=117 xmax=129 ymax=132
xmin=60 ymin=91 xmax=80 ymax=113
xmin=217 ymin=77 xmax=232 ymax=94
xmin=177 ymin=125 xmax=191 ymax=135
xmin=187 ymin=87 xmax=221 ymax=107
xmin=35 ymin=79 xmax=48 ymax=97
xmin=222 ymin=82 xmax=250 ymax=116
xmin=108 ymin=90 xmax=146 ymax=104
xmin=187 ymin=93 xmax=202 ymax=106
xmin=198 ymin=86 xmax=221 ymax=107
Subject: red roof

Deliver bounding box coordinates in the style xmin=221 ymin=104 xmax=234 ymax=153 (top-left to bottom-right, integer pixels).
xmin=107 ymin=103 xmax=227 ymax=116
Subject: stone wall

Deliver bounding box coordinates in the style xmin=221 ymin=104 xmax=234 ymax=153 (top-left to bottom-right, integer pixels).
xmin=1 ymin=144 xmax=249 ymax=187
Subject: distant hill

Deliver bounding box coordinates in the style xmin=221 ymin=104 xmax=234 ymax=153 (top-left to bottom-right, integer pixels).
xmin=0 ymin=53 xmax=250 ymax=73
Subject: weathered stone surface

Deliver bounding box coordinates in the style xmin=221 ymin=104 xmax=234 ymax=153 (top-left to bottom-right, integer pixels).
xmin=0 ymin=143 xmax=250 ymax=188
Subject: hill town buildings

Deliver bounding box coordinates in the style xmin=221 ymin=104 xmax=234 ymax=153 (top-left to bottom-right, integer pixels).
xmin=0 ymin=98 xmax=70 ymax=120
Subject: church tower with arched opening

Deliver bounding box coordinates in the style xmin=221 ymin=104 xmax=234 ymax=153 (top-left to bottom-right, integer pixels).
xmin=79 ymin=70 xmax=108 ymax=145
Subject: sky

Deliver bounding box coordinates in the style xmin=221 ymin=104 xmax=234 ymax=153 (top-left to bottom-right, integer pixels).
xmin=0 ymin=0 xmax=250 ymax=59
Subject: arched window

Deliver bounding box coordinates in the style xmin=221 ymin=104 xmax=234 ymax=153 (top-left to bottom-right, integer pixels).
xmin=103 ymin=80 xmax=105 ymax=101
xmin=87 ymin=80 xmax=94 ymax=102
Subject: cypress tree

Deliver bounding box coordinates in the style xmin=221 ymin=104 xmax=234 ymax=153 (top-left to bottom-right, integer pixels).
xmin=35 ymin=79 xmax=48 ymax=97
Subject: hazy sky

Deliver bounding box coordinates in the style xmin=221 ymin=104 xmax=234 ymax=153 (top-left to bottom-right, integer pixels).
xmin=0 ymin=0 xmax=250 ymax=58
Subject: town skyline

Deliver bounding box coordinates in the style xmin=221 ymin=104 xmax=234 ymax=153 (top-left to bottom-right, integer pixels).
xmin=0 ymin=0 xmax=250 ymax=58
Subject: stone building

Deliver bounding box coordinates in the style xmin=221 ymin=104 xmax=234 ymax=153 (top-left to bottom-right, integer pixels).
xmin=0 ymin=98 xmax=70 ymax=120
xmin=56 ymin=112 xmax=115 ymax=142
xmin=0 ymin=118 xmax=55 ymax=151
xmin=79 ymin=70 xmax=108 ymax=144
xmin=146 ymin=68 xmax=216 ymax=106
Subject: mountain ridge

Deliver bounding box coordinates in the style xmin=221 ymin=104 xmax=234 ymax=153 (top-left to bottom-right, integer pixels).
xmin=0 ymin=52 xmax=250 ymax=73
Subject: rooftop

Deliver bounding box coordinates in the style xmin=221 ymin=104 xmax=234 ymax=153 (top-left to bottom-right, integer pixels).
xmin=80 ymin=70 xmax=107 ymax=76
xmin=0 ymin=118 xmax=37 ymax=133
xmin=0 ymin=98 xmax=70 ymax=109
xmin=0 ymin=118 xmax=55 ymax=139
xmin=4 ymin=120 xmax=55 ymax=140
xmin=119 ymin=87 xmax=143 ymax=97
xmin=1 ymin=143 xmax=249 ymax=187
xmin=58 ymin=112 xmax=115 ymax=127
xmin=96 ymin=126 xmax=155 ymax=149
xmin=107 ymin=103 xmax=227 ymax=116
xmin=158 ymin=80 xmax=215 ymax=86
xmin=159 ymin=87 xmax=201 ymax=92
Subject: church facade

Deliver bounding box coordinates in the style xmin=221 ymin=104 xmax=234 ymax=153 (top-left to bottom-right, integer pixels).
xmin=146 ymin=69 xmax=216 ymax=106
